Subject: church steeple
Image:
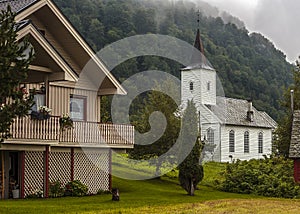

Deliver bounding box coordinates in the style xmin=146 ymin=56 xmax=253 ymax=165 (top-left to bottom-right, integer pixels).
xmin=194 ymin=11 xmax=205 ymax=55
xmin=185 ymin=11 xmax=213 ymax=70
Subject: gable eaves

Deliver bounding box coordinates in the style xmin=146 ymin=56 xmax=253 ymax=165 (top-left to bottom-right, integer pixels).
xmin=15 ymin=0 xmax=127 ymax=95
xmin=17 ymin=22 xmax=78 ymax=82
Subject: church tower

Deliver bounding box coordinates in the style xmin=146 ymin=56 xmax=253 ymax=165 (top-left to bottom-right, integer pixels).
xmin=181 ymin=19 xmax=216 ymax=109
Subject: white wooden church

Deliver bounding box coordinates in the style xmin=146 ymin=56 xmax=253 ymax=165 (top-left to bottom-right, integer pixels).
xmin=181 ymin=28 xmax=277 ymax=162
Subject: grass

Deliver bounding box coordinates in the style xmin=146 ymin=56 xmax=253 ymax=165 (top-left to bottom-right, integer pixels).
xmin=0 ymin=161 xmax=299 ymax=213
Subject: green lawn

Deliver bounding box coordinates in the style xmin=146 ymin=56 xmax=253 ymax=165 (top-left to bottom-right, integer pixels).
xmin=0 ymin=162 xmax=299 ymax=213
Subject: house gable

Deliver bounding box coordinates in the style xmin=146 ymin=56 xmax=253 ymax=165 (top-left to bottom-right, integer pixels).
xmin=16 ymin=21 xmax=78 ymax=82
xmin=1 ymin=0 xmax=126 ymax=94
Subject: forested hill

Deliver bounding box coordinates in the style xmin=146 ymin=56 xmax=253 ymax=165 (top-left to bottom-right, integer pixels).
xmin=54 ymin=0 xmax=293 ymax=120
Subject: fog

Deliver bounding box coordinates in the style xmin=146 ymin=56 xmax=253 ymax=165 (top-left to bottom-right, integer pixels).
xmin=200 ymin=0 xmax=299 ymax=62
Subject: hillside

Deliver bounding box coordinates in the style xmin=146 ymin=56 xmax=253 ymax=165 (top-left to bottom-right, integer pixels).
xmin=53 ymin=0 xmax=293 ymax=120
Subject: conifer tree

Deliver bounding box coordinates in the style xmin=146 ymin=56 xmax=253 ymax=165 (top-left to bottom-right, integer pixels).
xmin=178 ymin=100 xmax=204 ymax=196
xmin=0 ymin=6 xmax=34 ymax=141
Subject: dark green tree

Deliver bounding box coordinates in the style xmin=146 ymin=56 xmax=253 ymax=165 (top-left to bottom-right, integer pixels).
xmin=178 ymin=100 xmax=204 ymax=196
xmin=0 ymin=6 xmax=34 ymax=141
xmin=274 ymin=59 xmax=300 ymax=157
xmin=129 ymin=79 xmax=180 ymax=177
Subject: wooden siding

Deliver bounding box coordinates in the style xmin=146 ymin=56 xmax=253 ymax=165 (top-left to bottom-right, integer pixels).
xmin=181 ymin=68 xmax=216 ymax=108
xmin=220 ymin=125 xmax=272 ymax=162
xmin=28 ymin=14 xmax=82 ymax=74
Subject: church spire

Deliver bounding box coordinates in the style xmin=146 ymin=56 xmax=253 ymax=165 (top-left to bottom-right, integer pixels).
xmin=194 ymin=10 xmax=205 ymax=55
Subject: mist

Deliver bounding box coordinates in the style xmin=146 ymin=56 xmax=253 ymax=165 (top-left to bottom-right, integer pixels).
xmin=199 ymin=0 xmax=300 ymax=62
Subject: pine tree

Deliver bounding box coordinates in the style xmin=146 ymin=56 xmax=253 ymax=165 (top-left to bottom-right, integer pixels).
xmin=0 ymin=6 xmax=34 ymax=141
xmin=178 ymin=100 xmax=204 ymax=196
xmin=274 ymin=59 xmax=300 ymax=157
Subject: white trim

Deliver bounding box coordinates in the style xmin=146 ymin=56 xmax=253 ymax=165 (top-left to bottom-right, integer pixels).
xmin=16 ymin=0 xmax=126 ymax=95
xmin=17 ymin=23 xmax=78 ymax=82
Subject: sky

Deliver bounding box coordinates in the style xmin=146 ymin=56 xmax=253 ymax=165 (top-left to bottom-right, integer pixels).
xmin=201 ymin=0 xmax=300 ymax=63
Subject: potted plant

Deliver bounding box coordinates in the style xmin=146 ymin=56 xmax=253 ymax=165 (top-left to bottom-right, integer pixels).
xmin=59 ymin=114 xmax=73 ymax=130
xmin=31 ymin=105 xmax=52 ymax=120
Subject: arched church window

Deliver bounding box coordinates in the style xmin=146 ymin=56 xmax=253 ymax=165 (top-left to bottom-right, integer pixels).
xmin=207 ymin=81 xmax=211 ymax=91
xmin=207 ymin=128 xmax=214 ymax=144
xmin=189 ymin=82 xmax=194 ymax=91
xmin=229 ymin=130 xmax=235 ymax=153
xmin=244 ymin=131 xmax=249 ymax=153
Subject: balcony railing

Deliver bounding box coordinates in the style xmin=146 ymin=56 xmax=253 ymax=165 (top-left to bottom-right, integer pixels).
xmin=8 ymin=116 xmax=134 ymax=146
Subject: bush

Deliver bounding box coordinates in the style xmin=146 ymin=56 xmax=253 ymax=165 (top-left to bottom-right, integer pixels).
xmin=65 ymin=180 xmax=88 ymax=197
xmin=49 ymin=181 xmax=64 ymax=198
xmin=215 ymin=156 xmax=300 ymax=198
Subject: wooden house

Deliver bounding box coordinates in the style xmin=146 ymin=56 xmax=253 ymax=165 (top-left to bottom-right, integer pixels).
xmin=289 ymin=110 xmax=300 ymax=182
xmin=0 ymin=0 xmax=134 ymax=199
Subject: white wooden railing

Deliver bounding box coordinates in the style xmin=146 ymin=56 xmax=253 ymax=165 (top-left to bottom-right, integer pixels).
xmin=8 ymin=116 xmax=134 ymax=146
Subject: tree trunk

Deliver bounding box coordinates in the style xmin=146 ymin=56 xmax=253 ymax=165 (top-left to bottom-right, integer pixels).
xmin=189 ymin=177 xmax=195 ymax=196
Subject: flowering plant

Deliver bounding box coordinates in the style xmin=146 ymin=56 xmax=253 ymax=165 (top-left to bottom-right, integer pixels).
xmin=39 ymin=105 xmax=52 ymax=114
xmin=31 ymin=105 xmax=51 ymax=120
xmin=59 ymin=114 xmax=73 ymax=130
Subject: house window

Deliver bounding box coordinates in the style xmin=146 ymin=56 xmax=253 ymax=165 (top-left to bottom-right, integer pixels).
xmin=189 ymin=82 xmax=194 ymax=91
xmin=258 ymin=132 xmax=263 ymax=154
xmin=207 ymin=128 xmax=214 ymax=144
xmin=70 ymin=95 xmax=87 ymax=121
xmin=31 ymin=93 xmax=45 ymax=112
xmin=244 ymin=131 xmax=249 ymax=153
xmin=229 ymin=130 xmax=235 ymax=152
xmin=207 ymin=81 xmax=211 ymax=91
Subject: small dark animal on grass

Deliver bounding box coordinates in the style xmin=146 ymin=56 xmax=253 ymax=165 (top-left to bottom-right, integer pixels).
xmin=112 ymin=188 xmax=119 ymax=201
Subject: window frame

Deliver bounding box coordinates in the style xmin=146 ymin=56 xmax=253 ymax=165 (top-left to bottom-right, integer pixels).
xmin=207 ymin=128 xmax=214 ymax=144
xmin=229 ymin=130 xmax=235 ymax=153
xmin=258 ymin=132 xmax=263 ymax=154
xmin=70 ymin=95 xmax=87 ymax=122
xmin=189 ymin=82 xmax=194 ymax=91
xmin=244 ymin=131 xmax=249 ymax=153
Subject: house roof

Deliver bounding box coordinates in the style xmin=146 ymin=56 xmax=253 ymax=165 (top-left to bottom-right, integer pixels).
xmin=0 ymin=0 xmax=127 ymax=95
xmin=290 ymin=110 xmax=300 ymax=158
xmin=210 ymin=97 xmax=277 ymax=128
xmin=0 ymin=0 xmax=38 ymax=13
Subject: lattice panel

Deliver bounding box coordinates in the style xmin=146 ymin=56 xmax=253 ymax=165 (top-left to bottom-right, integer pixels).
xmin=74 ymin=150 xmax=110 ymax=194
xmin=49 ymin=152 xmax=71 ymax=186
xmin=24 ymin=151 xmax=44 ymax=197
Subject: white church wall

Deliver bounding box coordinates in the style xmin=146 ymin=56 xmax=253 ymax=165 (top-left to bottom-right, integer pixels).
xmin=220 ymin=125 xmax=273 ymax=162
xmin=200 ymin=69 xmax=216 ymax=106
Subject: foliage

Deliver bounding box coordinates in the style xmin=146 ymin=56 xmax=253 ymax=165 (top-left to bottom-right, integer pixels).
xmin=49 ymin=181 xmax=65 ymax=198
xmin=97 ymin=189 xmax=111 ymax=195
xmin=0 ymin=6 xmax=35 ymax=141
xmin=59 ymin=113 xmax=73 ymax=130
xmin=215 ymin=156 xmax=300 ymax=198
xmin=274 ymin=61 xmax=300 ymax=157
xmin=178 ymin=100 xmax=204 ymax=196
xmin=128 ymin=79 xmax=180 ymax=176
xmin=26 ymin=189 xmax=43 ymax=199
xmin=65 ymin=180 xmax=88 ymax=197
xmin=54 ymin=0 xmax=292 ymax=121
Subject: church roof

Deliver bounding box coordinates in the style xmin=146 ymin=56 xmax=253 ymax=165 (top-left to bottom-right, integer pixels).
xmin=182 ymin=28 xmax=214 ymax=71
xmin=210 ymin=97 xmax=277 ymax=129
xmin=0 ymin=0 xmax=38 ymax=13
xmin=289 ymin=110 xmax=300 ymax=158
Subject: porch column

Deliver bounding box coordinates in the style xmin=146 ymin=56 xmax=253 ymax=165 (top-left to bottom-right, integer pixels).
xmin=20 ymin=152 xmax=25 ymax=199
xmin=70 ymin=148 xmax=74 ymax=181
xmin=45 ymin=76 xmax=50 ymax=106
xmin=109 ymin=149 xmax=112 ymax=190
xmin=1 ymin=151 xmax=4 ymax=199
xmin=44 ymin=146 xmax=49 ymax=198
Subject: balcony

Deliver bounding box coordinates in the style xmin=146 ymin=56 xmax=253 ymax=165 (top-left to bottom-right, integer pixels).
xmin=6 ymin=116 xmax=134 ymax=148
